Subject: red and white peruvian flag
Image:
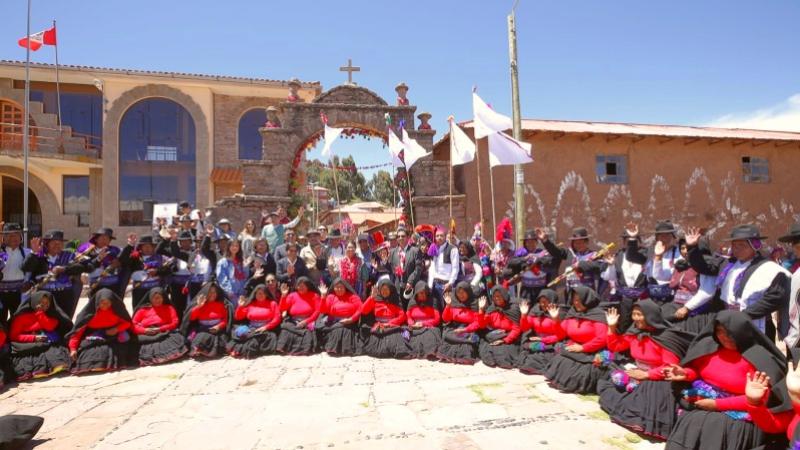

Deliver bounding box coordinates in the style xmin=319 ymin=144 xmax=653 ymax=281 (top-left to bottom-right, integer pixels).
xmin=18 ymin=26 xmax=57 ymax=51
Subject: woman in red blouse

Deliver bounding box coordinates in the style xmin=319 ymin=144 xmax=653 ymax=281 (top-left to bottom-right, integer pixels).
xmin=436 ymin=281 xmax=484 ymax=365
xmin=598 ymin=299 xmax=693 ymax=439
xmin=544 ymin=286 xmax=610 ymax=394
xmin=132 ymin=287 xmax=187 ymax=366
xmin=9 ymin=291 xmax=72 ymax=381
xmin=478 ymin=286 xmax=522 ymax=369
xmin=180 ymin=281 xmax=232 ymax=359
xmin=517 ymin=289 xmax=565 ymax=375
xmin=360 ymin=279 xmax=411 ymax=359
xmin=228 ymin=284 xmax=281 ymax=358
xmin=664 ymin=311 xmax=793 ymax=450
xmin=67 ymin=288 xmax=133 ymax=375
xmin=276 ymin=277 xmax=320 ymax=355
xmin=317 ymin=278 xmax=362 ymax=356
xmin=405 ymin=281 xmax=441 ymax=359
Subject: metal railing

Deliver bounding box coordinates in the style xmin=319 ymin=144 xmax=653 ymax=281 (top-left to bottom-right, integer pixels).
xmin=0 ymin=121 xmax=102 ymax=156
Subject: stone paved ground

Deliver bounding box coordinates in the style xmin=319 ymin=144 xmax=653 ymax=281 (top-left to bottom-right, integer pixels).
xmin=1 ymin=353 xmax=667 ymax=450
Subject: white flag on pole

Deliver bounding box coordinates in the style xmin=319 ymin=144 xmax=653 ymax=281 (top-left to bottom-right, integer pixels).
xmin=449 ymin=120 xmax=475 ymax=166
xmin=401 ymin=129 xmax=431 ymax=169
xmin=321 ymin=124 xmax=344 ymax=158
xmin=472 ymin=91 xmax=512 ymax=139
xmin=387 ymin=129 xmax=406 ymax=168
xmin=487 ymin=131 xmax=533 ymax=168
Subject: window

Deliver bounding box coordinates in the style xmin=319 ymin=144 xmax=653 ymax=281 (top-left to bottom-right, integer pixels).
xmin=595 ymin=155 xmax=628 ymax=184
xmin=63 ymin=175 xmax=90 ymax=227
xmin=119 ymin=98 xmax=196 ymax=226
xmin=30 ymin=90 xmax=102 ymax=150
xmin=742 ymin=156 xmax=769 ymax=183
xmin=238 ymin=108 xmax=266 ymax=159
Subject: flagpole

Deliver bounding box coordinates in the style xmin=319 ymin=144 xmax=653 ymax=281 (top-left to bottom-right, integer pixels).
xmin=402 ymin=162 xmax=416 ymax=229
xmin=23 ymin=0 xmax=32 ymax=243
xmin=330 ymin=158 xmax=342 ymax=224
xmin=53 ymin=19 xmax=62 ymax=132
xmin=448 ymin=120 xmax=453 ymax=222
xmin=489 ymin=165 xmax=497 ymax=244
xmin=475 ymin=133 xmax=485 ymax=237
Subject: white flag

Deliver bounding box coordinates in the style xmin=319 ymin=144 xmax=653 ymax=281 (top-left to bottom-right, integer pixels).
xmin=449 ymin=121 xmax=475 ymax=166
xmin=321 ymin=124 xmax=344 ymax=158
xmin=401 ymin=129 xmax=431 ymax=170
xmin=488 ymin=131 xmax=533 ymax=168
xmin=473 ymin=92 xmax=512 ymax=139
xmin=387 ymin=129 xmax=406 ymax=168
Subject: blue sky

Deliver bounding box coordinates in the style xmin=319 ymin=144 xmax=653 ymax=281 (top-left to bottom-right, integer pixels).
xmin=2 ymin=0 xmax=799 ymax=176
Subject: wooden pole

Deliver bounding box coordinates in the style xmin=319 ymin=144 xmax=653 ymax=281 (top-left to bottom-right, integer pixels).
xmin=404 ymin=164 xmax=416 ymax=229
xmin=448 ymin=121 xmax=454 ymax=222
xmin=53 ymin=19 xmax=62 ymax=132
xmin=330 ymin=159 xmax=342 ymax=224
xmin=488 ymin=164 xmax=497 ymax=245
xmin=475 ymin=135 xmax=486 ymax=236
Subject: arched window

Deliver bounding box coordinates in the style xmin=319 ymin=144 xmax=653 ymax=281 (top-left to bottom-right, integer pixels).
xmin=238 ymin=108 xmax=266 ymax=160
xmin=119 ymin=98 xmax=196 ymax=225
xmin=0 ymin=99 xmax=37 ymax=151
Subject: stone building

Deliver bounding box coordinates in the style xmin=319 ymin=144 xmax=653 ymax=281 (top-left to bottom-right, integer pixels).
xmin=0 ymin=60 xmax=320 ymax=238
xmin=431 ymin=120 xmax=800 ymax=244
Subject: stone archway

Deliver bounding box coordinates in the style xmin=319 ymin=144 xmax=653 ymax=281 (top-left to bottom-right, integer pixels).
xmin=211 ymin=83 xmax=460 ymax=230
xmin=102 ymin=84 xmax=210 ymax=227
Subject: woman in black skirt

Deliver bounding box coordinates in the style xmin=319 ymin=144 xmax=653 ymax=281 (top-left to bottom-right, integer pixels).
xmin=360 ymin=279 xmax=412 ymax=359
xmin=517 ymin=289 xmax=565 ymax=375
xmin=276 ymin=277 xmax=321 ymax=355
xmin=180 ymin=281 xmax=233 ymax=359
xmin=405 ymin=281 xmax=442 ymax=359
xmin=598 ymin=299 xmax=694 ymax=440
xmin=478 ymin=286 xmax=521 ymax=369
xmin=316 ymin=278 xmax=362 ymax=356
xmin=9 ymin=291 xmax=72 ymax=381
xmin=544 ymin=286 xmax=611 ymax=394
xmin=436 ymin=282 xmax=484 ymax=365
xmin=228 ymin=284 xmax=281 ymax=358
xmin=664 ymin=311 xmax=792 ymax=450
xmin=132 ymin=287 xmax=188 ymax=366
xmin=67 ymin=288 xmax=134 ymax=375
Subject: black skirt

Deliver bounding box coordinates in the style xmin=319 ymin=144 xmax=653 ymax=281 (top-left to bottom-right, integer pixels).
xmin=227 ymin=329 xmax=278 ymax=359
xmin=407 ymin=327 xmax=442 ymax=359
xmin=186 ymin=330 xmax=228 ymax=359
xmin=71 ymin=337 xmax=132 ymax=375
xmin=316 ymin=317 xmax=361 ymax=356
xmin=276 ymin=322 xmax=317 ymax=355
xmin=598 ymin=377 xmax=679 ymax=440
xmin=544 ymin=352 xmax=609 ymax=394
xmin=0 ymin=354 xmax=11 ymax=387
xmin=436 ymin=328 xmax=480 ymax=365
xmin=361 ymin=326 xmax=412 ymax=359
xmin=11 ymin=343 xmax=71 ymax=381
xmin=517 ymin=340 xmax=557 ymax=375
xmin=137 ymin=332 xmax=188 ymax=366
xmin=666 ymin=409 xmax=768 ymax=450
xmin=660 ymin=302 xmax=717 ymax=334
xmin=479 ymin=338 xmax=520 ymax=369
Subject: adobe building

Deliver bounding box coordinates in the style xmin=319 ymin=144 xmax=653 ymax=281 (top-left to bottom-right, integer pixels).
xmin=432 ymin=120 xmax=800 ymax=244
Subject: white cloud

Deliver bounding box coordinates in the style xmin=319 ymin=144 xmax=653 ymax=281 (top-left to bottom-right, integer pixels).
xmin=706 ymin=94 xmax=800 ymax=132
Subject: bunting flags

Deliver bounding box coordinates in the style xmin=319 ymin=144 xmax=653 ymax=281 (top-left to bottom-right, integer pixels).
xmin=449 ymin=119 xmax=476 ymax=166
xmin=18 ymin=26 xmax=57 ymax=51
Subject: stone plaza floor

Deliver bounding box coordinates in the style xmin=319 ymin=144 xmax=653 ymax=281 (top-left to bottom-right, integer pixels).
xmin=1 ymin=351 xmax=667 ymax=450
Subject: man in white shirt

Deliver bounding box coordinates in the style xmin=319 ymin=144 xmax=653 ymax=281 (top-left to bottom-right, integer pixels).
xmin=427 ymin=228 xmax=460 ymax=311
xmin=0 ymin=223 xmax=31 ymax=323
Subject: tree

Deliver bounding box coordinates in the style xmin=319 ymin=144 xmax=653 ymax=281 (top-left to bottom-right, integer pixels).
xmin=307 ymin=155 xmax=369 ymax=205
xmin=367 ymin=170 xmax=395 ymax=207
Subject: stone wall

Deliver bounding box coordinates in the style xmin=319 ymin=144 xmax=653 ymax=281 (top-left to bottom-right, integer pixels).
xmin=213 ymin=94 xmax=281 ymax=166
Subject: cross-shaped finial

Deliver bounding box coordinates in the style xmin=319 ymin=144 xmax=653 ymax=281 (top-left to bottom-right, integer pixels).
xmin=339 ymin=58 xmax=361 ymax=85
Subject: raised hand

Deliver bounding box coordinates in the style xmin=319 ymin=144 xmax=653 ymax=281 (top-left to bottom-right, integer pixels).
xmin=625 ymin=222 xmax=639 ymax=238
xmin=534 ymin=228 xmax=547 ymax=241
xmin=685 ymin=226 xmax=702 ymax=247
xmin=606 ymin=307 xmax=620 ymax=328
xmin=519 ymin=300 xmax=530 ymax=316
xmin=127 ymin=233 xmax=138 ymax=247
xmin=547 ymin=304 xmax=560 ymax=320
xmin=319 ymin=283 xmax=328 ymax=297
xmin=745 ymin=371 xmax=771 ymax=406
xmin=238 ymin=295 xmax=247 ymax=307
xmin=280 ymin=283 xmax=290 ymax=296
xmin=478 ymin=296 xmax=488 ymax=310
xmin=443 ymin=292 xmax=452 ymax=306
xmin=30 ymin=237 xmax=41 ymax=254
xmin=787 ymin=361 xmax=800 ymax=400
xmin=654 ymin=240 xmax=666 ymax=258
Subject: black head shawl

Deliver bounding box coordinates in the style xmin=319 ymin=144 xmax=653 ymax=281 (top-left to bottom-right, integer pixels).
xmin=330 ymin=277 xmax=358 ymax=298
xmin=459 ymin=242 xmax=478 ymax=262
xmin=528 ymin=289 xmax=564 ymax=319
xmin=295 ymin=276 xmax=321 ymax=296
xmin=68 ymin=288 xmax=131 ymax=338
xmin=681 ymin=310 xmax=791 ymax=413
xmin=180 ymin=281 xmax=234 ymax=335
xmin=626 ymin=299 xmax=694 ymax=358
xmin=564 ymin=286 xmax=606 ymax=323
xmin=374 ymin=278 xmax=401 ymax=306
xmin=451 ymin=281 xmax=479 ymax=311
xmin=13 ymin=290 xmax=73 ymax=338
xmin=674 ymin=258 xmax=691 ymax=273
xmin=134 ymin=287 xmax=172 ymax=313
xmin=486 ymin=286 xmax=521 ymax=324
xmin=244 ymin=284 xmax=269 ymax=306
xmin=407 ymin=280 xmax=431 ymax=310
